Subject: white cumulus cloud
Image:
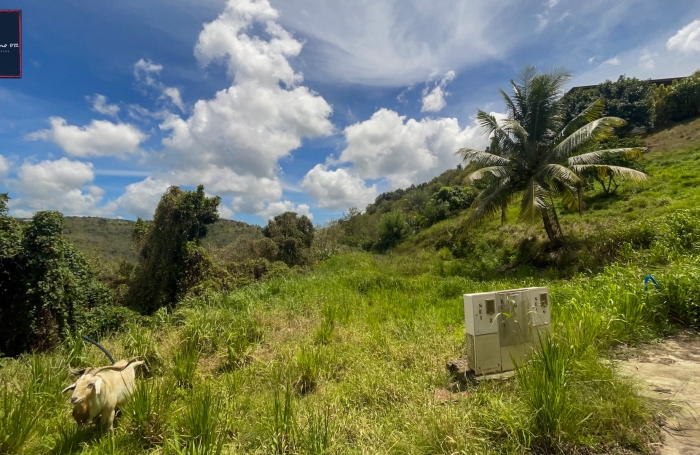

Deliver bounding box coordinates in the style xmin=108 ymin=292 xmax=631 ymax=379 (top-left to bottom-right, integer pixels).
xmin=115 ymin=177 xmax=171 ymax=219
xmin=256 ymin=200 xmax=313 ymax=220
xmin=421 ymin=70 xmax=455 ymax=113
xmin=8 ymin=158 xmax=114 ymax=217
xmin=133 ymin=58 xmax=164 ymax=86
xmin=156 ymin=0 xmax=334 ymax=216
xmin=667 ymin=19 xmax=700 ymax=54
xmin=301 ymin=164 xmax=377 ymax=210
xmin=0 ymin=155 xmax=8 ymax=177
xmin=87 ymin=94 xmax=120 ymax=117
xmin=602 ymin=57 xmax=621 ymax=66
xmin=337 ymin=108 xmax=487 ymax=189
xmin=639 ymin=49 xmax=658 ymax=70
xmin=26 ymin=117 xmax=147 ymax=158
xmin=134 ymin=58 xmax=185 ymax=112
xmin=160 ymin=87 xmax=185 ymax=111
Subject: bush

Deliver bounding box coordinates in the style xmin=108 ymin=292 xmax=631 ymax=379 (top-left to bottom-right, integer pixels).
xmin=377 ymin=211 xmax=407 ymax=251
xmin=263 ymin=211 xmax=314 ymax=267
xmin=126 ymin=185 xmax=220 ymax=314
xmin=79 ymin=305 xmax=142 ymax=339
xmin=654 ymin=70 xmax=700 ymax=126
xmin=562 ymin=76 xmax=654 ymax=132
xmin=0 ymin=196 xmax=113 ymax=356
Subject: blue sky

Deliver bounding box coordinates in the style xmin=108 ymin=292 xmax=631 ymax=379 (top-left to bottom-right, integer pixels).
xmin=1 ymin=0 xmax=699 ymax=225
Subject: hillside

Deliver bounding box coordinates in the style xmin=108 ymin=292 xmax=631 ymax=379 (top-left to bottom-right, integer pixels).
xmin=402 ymin=118 xmax=700 ymax=257
xmin=61 ymin=217 xmax=262 ymax=265
xmin=1 ymin=120 xmax=699 ymax=454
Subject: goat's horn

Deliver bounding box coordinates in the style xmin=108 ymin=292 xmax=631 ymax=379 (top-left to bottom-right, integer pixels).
xmin=69 ymin=366 xmax=87 ymax=376
xmin=90 ymin=357 xmax=142 ymax=375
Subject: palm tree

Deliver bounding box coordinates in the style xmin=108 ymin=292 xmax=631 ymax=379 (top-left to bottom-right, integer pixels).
xmin=455 ymin=66 xmax=647 ymax=244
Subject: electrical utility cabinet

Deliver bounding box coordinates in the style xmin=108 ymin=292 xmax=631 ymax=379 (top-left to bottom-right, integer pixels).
xmin=463 ymin=287 xmax=551 ymax=375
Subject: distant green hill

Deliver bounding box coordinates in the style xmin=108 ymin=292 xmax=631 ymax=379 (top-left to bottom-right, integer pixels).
xmin=63 ymin=217 xmax=137 ymax=264
xmin=60 ymin=217 xmax=262 ymax=266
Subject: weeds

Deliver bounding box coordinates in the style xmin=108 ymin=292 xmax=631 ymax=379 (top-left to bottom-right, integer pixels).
xmin=294 ymin=347 xmax=324 ymax=395
xmin=299 ymin=406 xmax=333 ymax=455
xmin=123 ymin=324 xmax=163 ymax=375
xmin=172 ymin=386 xmax=225 ymax=455
xmin=122 ymin=378 xmax=174 ymax=447
xmin=267 ymin=381 xmax=296 ymax=454
xmin=172 ymin=338 xmax=200 ymax=388
xmin=0 ymin=385 xmax=41 ymax=454
xmin=225 ymin=314 xmax=263 ymax=369
xmin=517 ymin=334 xmax=575 ymax=443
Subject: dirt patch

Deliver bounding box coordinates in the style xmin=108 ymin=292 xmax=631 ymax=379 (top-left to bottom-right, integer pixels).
xmin=618 ymin=332 xmax=700 ymax=455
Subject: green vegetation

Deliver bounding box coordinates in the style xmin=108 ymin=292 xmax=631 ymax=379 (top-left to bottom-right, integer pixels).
xmin=60 ymin=216 xmax=261 ymax=268
xmin=62 ymin=217 xmax=138 ymax=265
xmin=262 ymin=211 xmax=315 ymax=267
xmin=562 ymin=70 xmax=700 ymax=132
xmin=1 ymin=68 xmax=700 ymax=454
xmin=457 ymin=66 xmax=647 ymax=244
xmin=562 ymin=75 xmax=656 ymax=132
xmin=126 ymin=185 xmax=221 ymax=313
xmin=653 ymin=70 xmax=700 ymax=126
xmin=0 ymin=198 xmax=113 ymax=356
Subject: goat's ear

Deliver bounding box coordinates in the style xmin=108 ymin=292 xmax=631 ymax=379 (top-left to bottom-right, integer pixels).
xmin=61 ymin=383 xmax=76 ymax=393
xmin=93 ymin=377 xmax=103 ymax=395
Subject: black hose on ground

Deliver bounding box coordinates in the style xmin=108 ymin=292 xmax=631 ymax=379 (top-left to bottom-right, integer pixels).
xmin=80 ymin=335 xmax=115 ymax=365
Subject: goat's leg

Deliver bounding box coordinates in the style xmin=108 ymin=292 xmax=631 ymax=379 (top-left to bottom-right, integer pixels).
xmin=100 ymin=408 xmax=116 ymax=432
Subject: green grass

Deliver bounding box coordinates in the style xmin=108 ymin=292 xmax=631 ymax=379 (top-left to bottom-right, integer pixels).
xmin=2 ymin=125 xmax=700 ymax=454
xmin=57 ymin=217 xmax=262 ymax=268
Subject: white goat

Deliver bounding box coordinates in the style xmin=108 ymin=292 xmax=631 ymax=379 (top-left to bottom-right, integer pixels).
xmin=61 ymin=357 xmax=144 ymax=431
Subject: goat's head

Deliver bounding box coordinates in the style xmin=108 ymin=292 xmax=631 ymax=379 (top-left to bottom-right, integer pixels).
xmin=62 ymin=358 xmax=142 ymax=410
xmin=62 ymin=373 xmax=103 ymax=405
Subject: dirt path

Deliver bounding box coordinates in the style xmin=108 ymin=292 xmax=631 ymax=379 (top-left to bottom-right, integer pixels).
xmin=618 ymin=333 xmax=700 ymax=455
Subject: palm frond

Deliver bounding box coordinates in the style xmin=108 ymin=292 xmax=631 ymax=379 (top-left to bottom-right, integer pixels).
xmin=549 ymin=179 xmax=582 ymax=213
xmin=518 ymin=178 xmax=549 ymax=223
xmin=570 ymin=165 xmax=648 ymax=181
xmin=567 ymin=147 xmax=646 ymax=165
xmin=466 ymin=179 xmax=515 ymax=228
xmin=463 ymin=166 xmax=511 ymax=184
xmin=540 ymin=66 xmax=573 ymax=96
xmin=514 ymin=65 xmax=538 ymax=95
xmin=551 ymin=117 xmax=627 ymax=159
xmin=454 ymin=149 xmax=511 ymax=167
xmin=560 ymin=97 xmax=606 ymax=138
xmin=536 ymin=164 xmax=583 ymax=186
xmin=475 ymin=111 xmax=517 ymax=144
xmin=500 ymin=89 xmax=521 ymax=119
xmin=500 ymin=119 xmax=529 ymax=141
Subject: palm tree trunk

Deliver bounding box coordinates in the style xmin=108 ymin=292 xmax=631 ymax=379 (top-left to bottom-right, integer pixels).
xmin=541 ymin=206 xmax=564 ymax=245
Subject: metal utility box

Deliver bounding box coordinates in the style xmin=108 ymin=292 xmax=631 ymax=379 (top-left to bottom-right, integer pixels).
xmin=464 ymin=287 xmax=551 ymax=375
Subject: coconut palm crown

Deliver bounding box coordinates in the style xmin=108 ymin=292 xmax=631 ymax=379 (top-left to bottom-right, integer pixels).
xmin=455 ymin=65 xmax=647 ymax=244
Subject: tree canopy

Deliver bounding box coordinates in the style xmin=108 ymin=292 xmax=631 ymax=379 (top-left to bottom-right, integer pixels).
xmin=0 ymin=195 xmax=111 ymax=355
xmin=262 ymin=212 xmax=314 ymax=266
xmin=126 ymin=185 xmax=221 ymax=313
xmin=457 ymin=66 xmax=647 ymax=244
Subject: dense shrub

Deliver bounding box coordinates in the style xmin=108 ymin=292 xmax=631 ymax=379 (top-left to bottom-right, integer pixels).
xmin=263 ymin=211 xmax=314 ymax=267
xmin=377 ymin=211 xmax=408 ymax=251
xmin=562 ymin=76 xmax=655 ymax=132
xmin=126 ymin=185 xmax=220 ymax=314
xmin=0 ymin=195 xmax=112 ymax=356
xmin=654 ymin=70 xmax=700 ymax=126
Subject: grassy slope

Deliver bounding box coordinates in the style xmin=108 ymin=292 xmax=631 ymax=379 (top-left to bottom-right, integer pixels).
xmin=63 ymin=217 xmax=137 ymax=264
xmin=61 ymin=217 xmax=262 ymax=266
xmin=402 ymin=118 xmax=700 ymax=261
xmin=2 ymin=121 xmax=700 ymax=454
